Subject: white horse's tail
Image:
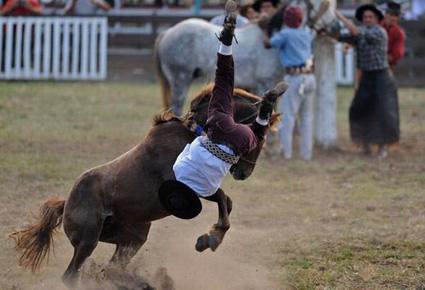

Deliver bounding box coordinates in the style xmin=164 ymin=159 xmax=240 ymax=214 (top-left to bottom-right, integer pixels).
xmin=154 ymin=32 xmax=172 ymax=110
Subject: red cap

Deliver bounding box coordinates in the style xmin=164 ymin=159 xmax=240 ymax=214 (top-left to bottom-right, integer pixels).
xmin=283 ymin=6 xmax=303 ymax=28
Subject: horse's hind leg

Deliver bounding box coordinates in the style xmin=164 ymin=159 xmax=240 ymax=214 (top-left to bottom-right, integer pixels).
xmin=108 ymin=222 xmax=152 ymax=269
xmin=61 ymin=175 xmax=105 ymax=288
xmin=170 ymin=73 xmax=191 ymax=115
xmin=100 ymin=223 xmax=152 ymax=289
xmin=62 ymin=234 xmax=101 ymax=288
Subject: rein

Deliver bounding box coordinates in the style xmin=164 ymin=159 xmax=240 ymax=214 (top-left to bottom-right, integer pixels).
xmin=239 ymin=155 xmax=257 ymax=165
xmin=236 ymin=99 xmax=262 ymax=124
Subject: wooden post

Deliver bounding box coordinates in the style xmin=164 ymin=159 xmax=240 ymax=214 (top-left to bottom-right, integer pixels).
xmin=313 ymin=0 xmax=338 ymax=149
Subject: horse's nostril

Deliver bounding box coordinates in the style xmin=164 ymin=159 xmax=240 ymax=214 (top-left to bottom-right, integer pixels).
xmin=235 ymin=171 xmax=246 ymax=180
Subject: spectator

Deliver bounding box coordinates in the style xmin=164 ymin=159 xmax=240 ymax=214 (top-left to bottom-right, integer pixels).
xmin=240 ymin=3 xmax=259 ymax=22
xmin=265 ymin=6 xmax=315 ymax=160
xmin=382 ymin=1 xmax=405 ymax=72
xmin=64 ymin=0 xmax=111 ymax=15
xmin=254 ymin=0 xmax=285 ymax=38
xmin=252 ymin=0 xmax=278 ymax=17
xmin=0 ymin=0 xmax=42 ymax=16
xmin=334 ymin=4 xmax=399 ymax=159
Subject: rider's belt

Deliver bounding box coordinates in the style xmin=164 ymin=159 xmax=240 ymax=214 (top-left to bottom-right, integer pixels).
xmin=200 ymin=137 xmax=240 ymax=165
xmin=286 ymin=66 xmax=313 ymax=75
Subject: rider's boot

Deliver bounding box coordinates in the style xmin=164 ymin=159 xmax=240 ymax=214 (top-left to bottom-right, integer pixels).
xmin=217 ymin=6 xmax=237 ymax=46
xmin=259 ymin=81 xmax=289 ymax=120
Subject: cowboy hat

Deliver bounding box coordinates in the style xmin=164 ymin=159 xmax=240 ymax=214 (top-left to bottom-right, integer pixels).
xmin=159 ymin=180 xmax=202 ymax=219
xmin=355 ymin=4 xmax=384 ymax=22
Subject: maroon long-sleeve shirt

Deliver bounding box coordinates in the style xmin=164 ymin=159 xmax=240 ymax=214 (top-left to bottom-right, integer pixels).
xmin=205 ymin=53 xmax=266 ymax=156
xmin=383 ymin=23 xmax=405 ymax=67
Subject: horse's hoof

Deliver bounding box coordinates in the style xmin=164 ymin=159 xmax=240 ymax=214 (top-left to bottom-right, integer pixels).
xmin=208 ymin=235 xmax=221 ymax=251
xmin=195 ymin=234 xmax=209 ymax=252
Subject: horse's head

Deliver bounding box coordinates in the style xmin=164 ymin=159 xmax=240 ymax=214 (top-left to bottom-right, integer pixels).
xmin=229 ymin=113 xmax=280 ymax=180
xmin=189 ymin=85 xmax=280 ymax=180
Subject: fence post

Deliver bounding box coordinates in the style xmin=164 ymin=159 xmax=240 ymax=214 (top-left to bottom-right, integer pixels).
xmin=0 ymin=18 xmax=4 ymax=78
xmin=99 ymin=17 xmax=107 ymax=80
xmin=34 ymin=19 xmax=42 ymax=79
xmin=23 ymin=18 xmax=32 ymax=79
xmin=5 ymin=18 xmax=14 ymax=79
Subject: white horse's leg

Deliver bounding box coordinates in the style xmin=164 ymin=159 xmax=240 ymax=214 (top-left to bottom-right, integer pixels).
xmin=170 ymin=72 xmax=192 ymax=116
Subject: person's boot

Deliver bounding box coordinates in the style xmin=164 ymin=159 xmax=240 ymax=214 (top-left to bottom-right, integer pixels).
xmin=264 ymin=81 xmax=289 ymax=102
xmin=259 ymin=81 xmax=288 ymax=158
xmin=259 ymin=81 xmax=288 ymax=120
xmin=217 ymin=7 xmax=237 ymax=45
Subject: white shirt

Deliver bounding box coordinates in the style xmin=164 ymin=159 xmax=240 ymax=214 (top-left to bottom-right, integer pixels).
xmin=173 ymin=136 xmax=234 ymax=197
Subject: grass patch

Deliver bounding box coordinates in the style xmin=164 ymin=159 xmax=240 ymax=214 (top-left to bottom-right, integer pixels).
xmin=0 ymin=83 xmax=425 ymax=290
xmin=282 ymin=239 xmax=425 ymax=289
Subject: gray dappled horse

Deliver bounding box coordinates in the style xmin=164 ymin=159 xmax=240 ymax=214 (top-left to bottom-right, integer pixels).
xmin=10 ymin=86 xmax=280 ymax=288
xmin=155 ymin=0 xmax=336 ymax=115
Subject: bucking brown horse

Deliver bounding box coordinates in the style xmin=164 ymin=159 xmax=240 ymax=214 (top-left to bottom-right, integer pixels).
xmin=10 ymin=85 xmax=280 ymax=288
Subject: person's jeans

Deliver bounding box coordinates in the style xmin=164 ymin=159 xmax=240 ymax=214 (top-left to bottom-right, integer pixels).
xmin=279 ymin=73 xmax=316 ymax=160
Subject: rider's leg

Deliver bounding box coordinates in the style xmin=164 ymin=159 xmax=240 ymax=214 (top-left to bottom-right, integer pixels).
xmin=251 ymin=81 xmax=289 ymax=140
xmin=208 ymin=14 xmax=237 ymax=119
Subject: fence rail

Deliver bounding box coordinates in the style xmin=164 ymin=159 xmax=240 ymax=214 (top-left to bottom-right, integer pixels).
xmin=0 ymin=17 xmax=108 ymax=80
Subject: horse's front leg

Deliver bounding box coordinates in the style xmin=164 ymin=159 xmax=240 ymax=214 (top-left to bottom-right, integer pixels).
xmin=196 ymin=188 xmax=232 ymax=252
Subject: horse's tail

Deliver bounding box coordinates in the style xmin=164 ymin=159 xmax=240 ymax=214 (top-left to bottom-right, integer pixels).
xmin=154 ymin=31 xmax=172 ymax=110
xmin=10 ymin=197 xmax=65 ymax=272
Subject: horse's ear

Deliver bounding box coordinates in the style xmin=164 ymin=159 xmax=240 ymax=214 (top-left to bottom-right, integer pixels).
xmin=269 ymin=113 xmax=281 ymax=131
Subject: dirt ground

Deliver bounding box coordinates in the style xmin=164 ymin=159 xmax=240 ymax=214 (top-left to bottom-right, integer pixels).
xmin=0 ymin=83 xmax=424 ymax=290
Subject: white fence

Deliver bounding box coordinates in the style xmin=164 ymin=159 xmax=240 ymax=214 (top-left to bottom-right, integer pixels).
xmin=0 ymin=16 xmax=354 ymax=84
xmin=0 ymin=17 xmax=107 ymax=80
xmin=335 ymin=43 xmax=355 ymax=85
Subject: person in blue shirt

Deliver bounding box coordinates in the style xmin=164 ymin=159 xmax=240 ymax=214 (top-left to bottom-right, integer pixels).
xmin=266 ymin=5 xmax=316 ymax=160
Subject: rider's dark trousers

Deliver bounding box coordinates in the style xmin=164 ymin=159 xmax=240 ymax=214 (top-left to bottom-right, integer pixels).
xmin=205 ymin=53 xmax=268 ymax=156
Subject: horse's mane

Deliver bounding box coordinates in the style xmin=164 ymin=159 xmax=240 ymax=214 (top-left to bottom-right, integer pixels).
xmin=190 ymin=83 xmax=261 ymax=109
xmin=152 ymin=110 xmax=183 ymax=126
xmin=152 ymin=84 xmax=281 ymax=128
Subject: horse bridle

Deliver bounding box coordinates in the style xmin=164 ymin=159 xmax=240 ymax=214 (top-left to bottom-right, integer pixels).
xmin=238 ymin=155 xmax=257 ymax=165
xmin=236 ymin=99 xmax=262 ymax=124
